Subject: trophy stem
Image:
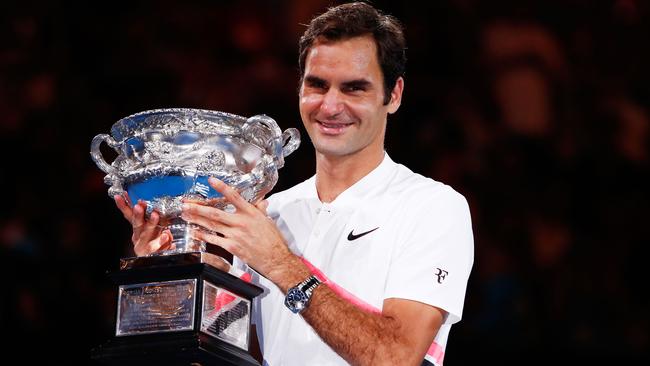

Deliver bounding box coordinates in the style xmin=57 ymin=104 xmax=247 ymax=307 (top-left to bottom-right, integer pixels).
xmin=162 ymin=218 xmax=206 ymax=254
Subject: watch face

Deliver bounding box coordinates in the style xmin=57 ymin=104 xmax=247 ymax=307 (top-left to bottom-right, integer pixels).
xmin=285 ymin=288 xmax=309 ymax=314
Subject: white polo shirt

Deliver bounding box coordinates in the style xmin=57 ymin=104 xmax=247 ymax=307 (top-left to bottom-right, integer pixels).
xmin=235 ymin=153 xmax=474 ymax=366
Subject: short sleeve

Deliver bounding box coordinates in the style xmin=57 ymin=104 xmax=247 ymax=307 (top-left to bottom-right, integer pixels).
xmin=383 ymin=188 xmax=474 ymax=324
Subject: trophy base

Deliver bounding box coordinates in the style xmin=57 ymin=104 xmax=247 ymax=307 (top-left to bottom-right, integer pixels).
xmin=91 ymin=331 xmax=259 ymax=366
xmin=119 ymin=250 xmax=233 ymax=272
xmin=92 ymin=252 xmax=262 ymax=366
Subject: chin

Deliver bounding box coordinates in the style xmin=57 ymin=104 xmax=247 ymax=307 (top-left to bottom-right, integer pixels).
xmin=314 ymin=145 xmax=355 ymax=158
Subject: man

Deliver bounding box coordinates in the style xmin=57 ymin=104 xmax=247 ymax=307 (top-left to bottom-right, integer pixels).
xmin=115 ymin=3 xmax=473 ymax=365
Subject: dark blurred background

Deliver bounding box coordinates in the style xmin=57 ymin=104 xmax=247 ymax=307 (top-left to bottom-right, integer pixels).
xmin=1 ymin=0 xmax=648 ymax=364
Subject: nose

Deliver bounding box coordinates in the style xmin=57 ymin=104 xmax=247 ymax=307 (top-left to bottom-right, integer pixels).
xmin=319 ymin=88 xmax=344 ymax=117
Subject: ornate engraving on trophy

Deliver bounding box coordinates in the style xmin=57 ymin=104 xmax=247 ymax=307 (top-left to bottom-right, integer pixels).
xmin=90 ymin=108 xmax=300 ymax=254
xmin=116 ymin=279 xmax=197 ymax=336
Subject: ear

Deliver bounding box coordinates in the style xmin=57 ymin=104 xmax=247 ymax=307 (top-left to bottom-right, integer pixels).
xmin=387 ymin=77 xmax=404 ymax=114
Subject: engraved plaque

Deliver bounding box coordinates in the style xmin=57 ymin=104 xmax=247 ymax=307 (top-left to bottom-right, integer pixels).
xmin=116 ymin=279 xmax=197 ymax=336
xmin=201 ymin=281 xmax=251 ymax=350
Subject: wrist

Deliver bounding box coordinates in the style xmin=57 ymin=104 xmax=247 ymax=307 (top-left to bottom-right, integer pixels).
xmin=285 ymin=274 xmax=323 ymax=314
xmin=266 ymin=251 xmax=312 ymax=293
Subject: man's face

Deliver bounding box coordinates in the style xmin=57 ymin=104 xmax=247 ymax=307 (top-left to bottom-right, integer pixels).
xmin=299 ymin=35 xmax=402 ymax=159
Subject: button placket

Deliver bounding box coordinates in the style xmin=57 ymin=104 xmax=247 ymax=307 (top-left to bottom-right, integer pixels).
xmin=312 ymin=204 xmax=332 ymax=238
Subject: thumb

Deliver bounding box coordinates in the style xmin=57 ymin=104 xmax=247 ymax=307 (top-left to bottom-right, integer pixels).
xmin=161 ymin=231 xmax=171 ymax=243
xmin=153 ymin=231 xmax=175 ymax=253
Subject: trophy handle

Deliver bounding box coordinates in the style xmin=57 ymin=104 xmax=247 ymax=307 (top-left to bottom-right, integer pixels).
xmin=90 ymin=134 xmax=119 ymax=174
xmin=281 ymin=128 xmax=300 ymax=157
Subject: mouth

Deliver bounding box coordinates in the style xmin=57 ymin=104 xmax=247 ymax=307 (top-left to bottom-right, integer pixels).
xmin=316 ymin=120 xmax=354 ymax=135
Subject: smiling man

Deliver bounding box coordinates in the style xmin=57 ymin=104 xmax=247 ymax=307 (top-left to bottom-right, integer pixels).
xmin=118 ymin=2 xmax=474 ymax=365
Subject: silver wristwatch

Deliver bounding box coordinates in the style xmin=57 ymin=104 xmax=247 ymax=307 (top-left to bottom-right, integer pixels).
xmin=284 ymin=275 xmax=322 ymax=314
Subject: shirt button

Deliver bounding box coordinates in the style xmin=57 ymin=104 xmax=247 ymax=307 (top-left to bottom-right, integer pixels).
xmin=313 ymin=229 xmax=320 ymax=236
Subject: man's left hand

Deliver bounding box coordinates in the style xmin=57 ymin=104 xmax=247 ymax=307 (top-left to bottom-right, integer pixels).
xmin=181 ymin=177 xmax=293 ymax=280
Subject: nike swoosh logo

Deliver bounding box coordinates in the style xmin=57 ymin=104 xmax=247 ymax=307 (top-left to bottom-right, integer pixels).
xmin=347 ymin=227 xmax=379 ymax=241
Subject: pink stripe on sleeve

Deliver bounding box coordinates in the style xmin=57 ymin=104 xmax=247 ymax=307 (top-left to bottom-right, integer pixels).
xmin=426 ymin=341 xmax=445 ymax=366
xmin=300 ymin=257 xmax=381 ymax=315
xmin=300 ymin=256 xmax=446 ymax=365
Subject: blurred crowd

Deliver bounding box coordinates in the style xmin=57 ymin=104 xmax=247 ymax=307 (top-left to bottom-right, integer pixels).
xmin=1 ymin=0 xmax=648 ymax=364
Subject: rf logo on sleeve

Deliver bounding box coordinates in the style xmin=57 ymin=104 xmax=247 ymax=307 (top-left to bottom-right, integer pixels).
xmin=434 ymin=268 xmax=448 ymax=284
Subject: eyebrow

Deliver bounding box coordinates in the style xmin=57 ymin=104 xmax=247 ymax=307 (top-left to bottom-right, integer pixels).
xmin=304 ymin=75 xmax=372 ymax=90
xmin=341 ymin=79 xmax=372 ymax=90
xmin=304 ymin=75 xmax=328 ymax=87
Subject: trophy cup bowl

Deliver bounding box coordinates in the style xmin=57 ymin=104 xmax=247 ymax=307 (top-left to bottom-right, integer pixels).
xmin=90 ymin=109 xmax=300 ymax=366
xmin=90 ymin=108 xmax=300 ymax=254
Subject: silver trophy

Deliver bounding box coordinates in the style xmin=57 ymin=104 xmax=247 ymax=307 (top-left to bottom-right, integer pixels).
xmin=91 ymin=108 xmax=300 ymax=254
xmin=90 ymin=108 xmax=299 ymax=366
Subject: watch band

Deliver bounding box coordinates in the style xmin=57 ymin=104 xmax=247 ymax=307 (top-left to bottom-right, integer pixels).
xmin=300 ymin=275 xmax=321 ymax=296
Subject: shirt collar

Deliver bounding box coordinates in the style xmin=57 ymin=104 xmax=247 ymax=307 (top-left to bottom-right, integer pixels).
xmin=309 ymin=152 xmax=397 ymax=210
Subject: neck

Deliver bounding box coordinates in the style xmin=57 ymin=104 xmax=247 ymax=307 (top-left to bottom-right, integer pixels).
xmin=314 ymin=148 xmax=385 ymax=203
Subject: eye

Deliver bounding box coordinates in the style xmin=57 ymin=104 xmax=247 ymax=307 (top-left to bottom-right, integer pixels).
xmin=344 ymin=85 xmax=365 ymax=92
xmin=342 ymin=81 xmax=370 ymax=93
xmin=310 ymin=81 xmax=327 ymax=90
xmin=304 ymin=77 xmax=327 ymax=91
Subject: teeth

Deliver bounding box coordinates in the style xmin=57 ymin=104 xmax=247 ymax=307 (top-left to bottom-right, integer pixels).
xmin=321 ymin=122 xmax=348 ymax=128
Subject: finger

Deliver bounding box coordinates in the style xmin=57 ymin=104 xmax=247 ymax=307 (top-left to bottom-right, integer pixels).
xmin=208 ymin=177 xmax=252 ymax=213
xmin=182 ymin=196 xmax=224 ymax=206
xmin=182 ymin=202 xmax=237 ymax=227
xmin=132 ymin=200 xmax=147 ymax=230
xmin=255 ymin=199 xmax=269 ymax=215
xmin=131 ymin=211 xmax=160 ymax=247
xmin=134 ymin=231 xmax=172 ymax=256
xmin=157 ymin=232 xmax=175 ymax=252
xmin=183 ymin=214 xmax=234 ymax=237
xmin=123 ymin=192 xmax=133 ymax=207
xmin=138 ymin=210 xmax=162 ymax=242
xmin=114 ymin=195 xmax=133 ymax=221
xmin=157 ymin=230 xmax=175 ymax=252
xmin=193 ymin=229 xmax=238 ymax=256
xmin=192 ymin=226 xmax=231 ymax=242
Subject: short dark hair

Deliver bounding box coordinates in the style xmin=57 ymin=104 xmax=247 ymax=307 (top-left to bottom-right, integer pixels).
xmin=298 ymin=2 xmax=407 ymax=105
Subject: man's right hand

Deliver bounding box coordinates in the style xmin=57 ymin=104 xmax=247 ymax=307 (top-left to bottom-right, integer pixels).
xmin=114 ymin=193 xmax=174 ymax=256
